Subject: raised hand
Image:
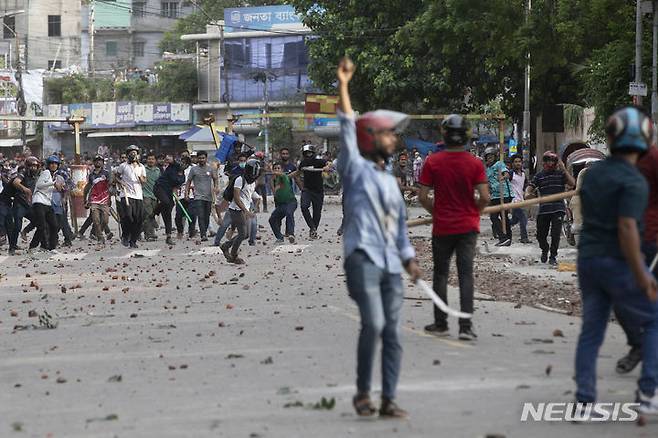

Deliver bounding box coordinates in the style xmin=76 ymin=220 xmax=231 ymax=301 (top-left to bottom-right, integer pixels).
xmin=337 ymin=57 xmax=356 ymax=84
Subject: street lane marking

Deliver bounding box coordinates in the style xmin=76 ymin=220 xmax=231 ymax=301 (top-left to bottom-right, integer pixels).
xmin=49 ymin=252 xmax=88 ymax=262
xmin=117 ymin=249 xmax=161 ymax=259
xmin=326 ymin=305 xmax=470 ymax=348
xmin=271 ymin=244 xmax=309 ymax=254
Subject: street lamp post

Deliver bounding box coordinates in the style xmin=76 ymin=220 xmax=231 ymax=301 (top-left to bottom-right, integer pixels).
xmin=0 ymin=10 xmax=26 ymax=149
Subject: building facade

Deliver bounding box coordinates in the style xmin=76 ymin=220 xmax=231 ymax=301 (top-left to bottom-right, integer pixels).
xmin=0 ymin=0 xmax=82 ymax=70
xmin=82 ymin=0 xmax=194 ymax=72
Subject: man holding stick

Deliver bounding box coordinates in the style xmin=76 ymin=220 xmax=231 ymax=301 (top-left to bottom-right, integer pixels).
xmin=336 ymin=57 xmax=421 ymax=418
xmin=114 ymin=145 xmax=146 ymax=249
xmin=525 ymin=151 xmax=575 ymax=266
xmin=418 ymin=115 xmax=490 ymax=340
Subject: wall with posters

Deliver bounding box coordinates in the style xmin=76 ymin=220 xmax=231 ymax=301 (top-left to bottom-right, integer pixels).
xmin=45 ymin=102 xmax=191 ymax=131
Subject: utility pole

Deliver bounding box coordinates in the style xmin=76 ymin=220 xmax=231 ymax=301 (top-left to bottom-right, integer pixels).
xmin=263 ymin=73 xmax=269 ymax=157
xmin=220 ymin=20 xmax=232 ymax=133
xmin=89 ymin=0 xmax=95 ymax=75
xmin=636 ymin=0 xmax=644 ymax=106
xmin=15 ymin=29 xmax=26 ymax=148
xmin=522 ymin=0 xmax=531 ymax=172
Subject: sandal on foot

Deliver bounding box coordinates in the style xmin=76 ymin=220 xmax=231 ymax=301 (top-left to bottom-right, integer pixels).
xmin=379 ymin=398 xmax=408 ymax=419
xmin=616 ymin=346 xmax=642 ymax=374
xmin=353 ymin=393 xmax=377 ymax=417
xmin=231 ymin=257 xmax=245 ymax=265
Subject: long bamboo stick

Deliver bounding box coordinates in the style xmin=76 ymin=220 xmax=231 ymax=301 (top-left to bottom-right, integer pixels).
xmin=407 ymin=190 xmax=577 ymax=228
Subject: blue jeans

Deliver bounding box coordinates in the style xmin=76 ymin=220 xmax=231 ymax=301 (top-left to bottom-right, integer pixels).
xmin=213 ymin=213 xmax=232 ymax=246
xmin=269 ymin=201 xmax=297 ymax=240
xmin=510 ymin=208 xmax=528 ymax=240
xmin=345 ymin=250 xmax=404 ymax=400
xmin=576 ymin=256 xmax=658 ymax=402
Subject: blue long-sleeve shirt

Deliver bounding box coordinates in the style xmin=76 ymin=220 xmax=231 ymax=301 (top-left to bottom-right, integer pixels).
xmin=337 ymin=111 xmax=415 ymax=274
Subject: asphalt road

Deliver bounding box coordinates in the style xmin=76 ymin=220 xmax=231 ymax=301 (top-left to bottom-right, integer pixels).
xmin=0 ymin=204 xmax=656 ymax=437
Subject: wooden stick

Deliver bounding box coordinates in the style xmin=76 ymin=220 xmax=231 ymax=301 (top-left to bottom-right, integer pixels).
xmin=407 ymin=190 xmax=577 ymax=228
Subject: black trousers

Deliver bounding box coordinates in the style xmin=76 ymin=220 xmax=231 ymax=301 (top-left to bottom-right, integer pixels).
xmin=176 ymin=198 xmax=197 ymax=236
xmin=489 ymin=197 xmax=512 ymax=242
xmin=154 ymin=184 xmax=175 ymax=236
xmin=30 ymin=203 xmax=58 ymax=250
xmin=56 ymin=212 xmax=74 ymax=243
xmin=79 ymin=210 xmax=111 ymax=236
xmin=536 ymin=212 xmax=564 ymax=258
xmin=119 ymin=197 xmax=144 ymax=244
xmin=301 ymin=189 xmax=324 ymax=231
xmin=432 ymin=233 xmax=477 ymax=328
xmin=193 ymin=199 xmax=212 ymax=237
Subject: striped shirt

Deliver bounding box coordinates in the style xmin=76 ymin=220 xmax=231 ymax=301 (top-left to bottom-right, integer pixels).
xmin=530 ymin=170 xmax=567 ymax=215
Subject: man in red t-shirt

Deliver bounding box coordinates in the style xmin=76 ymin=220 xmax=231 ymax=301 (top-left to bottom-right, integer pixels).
xmin=418 ymin=115 xmax=490 ymax=340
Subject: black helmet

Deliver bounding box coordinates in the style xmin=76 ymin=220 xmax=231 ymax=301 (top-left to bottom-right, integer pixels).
xmin=441 ymin=114 xmax=470 ymax=147
xmin=93 ymin=154 xmax=104 ymax=162
xmin=244 ymin=158 xmax=261 ymax=183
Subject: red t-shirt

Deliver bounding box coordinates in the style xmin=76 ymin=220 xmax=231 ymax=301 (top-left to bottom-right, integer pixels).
xmin=638 ymin=146 xmax=658 ymax=242
xmin=419 ymin=151 xmax=487 ymax=236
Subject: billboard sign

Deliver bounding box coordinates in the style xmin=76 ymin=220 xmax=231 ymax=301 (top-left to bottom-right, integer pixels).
xmin=224 ymin=5 xmax=303 ymax=32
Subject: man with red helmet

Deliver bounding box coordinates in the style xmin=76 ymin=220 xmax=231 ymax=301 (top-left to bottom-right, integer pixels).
xmin=418 ymin=115 xmax=490 ymax=340
xmin=336 ymin=57 xmax=421 ymax=419
xmin=525 ymin=150 xmax=575 ymax=265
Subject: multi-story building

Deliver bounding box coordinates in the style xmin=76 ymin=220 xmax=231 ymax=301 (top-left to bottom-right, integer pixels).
xmin=181 ymin=5 xmax=336 ymax=153
xmin=81 ymin=0 xmax=194 ymax=72
xmin=0 ymin=0 xmax=82 ymax=70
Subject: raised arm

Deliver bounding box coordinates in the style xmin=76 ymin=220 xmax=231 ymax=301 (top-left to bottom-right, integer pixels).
xmin=336 ymin=57 xmax=364 ymax=178
xmin=337 ymin=57 xmax=354 ymax=116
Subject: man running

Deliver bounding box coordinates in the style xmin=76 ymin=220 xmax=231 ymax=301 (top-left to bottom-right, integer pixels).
xmin=509 ymin=154 xmax=530 ymax=243
xmin=142 ymin=152 xmax=161 ymax=241
xmin=484 ymin=146 xmax=512 ymax=246
xmin=114 ymin=145 xmax=146 ymax=248
xmin=296 ymin=144 xmax=329 ymax=240
xmin=269 ymin=162 xmax=298 ymax=243
xmin=83 ymin=155 xmax=112 ymax=246
xmin=575 ymin=106 xmax=658 ymax=416
xmin=219 ymin=159 xmax=260 ymax=264
xmin=185 ymin=151 xmax=218 ymax=242
xmin=336 ymin=58 xmax=421 ymax=418
xmin=419 ymin=115 xmax=490 ymax=340
xmin=525 ymin=151 xmax=575 ymax=265
xmin=6 ymin=157 xmax=38 ymax=255
xmin=153 ymin=156 xmax=185 ymax=246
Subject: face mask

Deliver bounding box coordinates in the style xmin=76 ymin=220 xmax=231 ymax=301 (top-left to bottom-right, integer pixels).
xmin=239 ymin=162 xmax=246 ymax=169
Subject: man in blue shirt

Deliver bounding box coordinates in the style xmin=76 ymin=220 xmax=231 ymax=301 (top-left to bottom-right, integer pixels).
xmin=575 ymin=106 xmax=658 ymax=417
xmin=336 ymin=58 xmax=421 ymax=419
xmin=484 ymin=146 xmax=512 ymax=246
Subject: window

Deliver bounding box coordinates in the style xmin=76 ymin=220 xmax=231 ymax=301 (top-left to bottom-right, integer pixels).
xmin=133 ymin=2 xmax=146 ymax=17
xmin=3 ymin=16 xmax=14 ymax=39
xmin=48 ymin=15 xmax=61 ymax=37
xmin=47 ymin=60 xmax=62 ymax=70
xmin=283 ymin=41 xmax=308 ymax=68
xmin=133 ymin=41 xmax=145 ymax=57
xmin=106 ymin=41 xmax=118 ymax=57
xmin=161 ymin=2 xmax=179 ymax=18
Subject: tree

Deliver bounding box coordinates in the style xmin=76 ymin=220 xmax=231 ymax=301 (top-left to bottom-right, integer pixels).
xmin=156 ymin=60 xmax=199 ymax=102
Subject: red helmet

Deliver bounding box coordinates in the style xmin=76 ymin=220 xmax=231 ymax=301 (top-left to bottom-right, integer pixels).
xmin=356 ymin=110 xmax=409 ymax=155
xmin=254 ymin=151 xmax=265 ymax=159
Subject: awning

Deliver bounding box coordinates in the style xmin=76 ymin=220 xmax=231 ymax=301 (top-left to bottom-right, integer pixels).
xmin=86 ymin=130 xmax=187 ymax=138
xmin=178 ymin=125 xmax=203 ymax=140
xmin=0 ymin=138 xmax=24 ymax=147
xmin=184 ymin=126 xmax=227 ymax=144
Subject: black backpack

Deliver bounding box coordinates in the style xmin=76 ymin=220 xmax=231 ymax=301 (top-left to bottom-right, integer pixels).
xmin=222 ymin=175 xmax=246 ymax=202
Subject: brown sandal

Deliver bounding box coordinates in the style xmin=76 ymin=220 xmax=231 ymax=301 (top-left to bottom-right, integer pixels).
xmin=353 ymin=393 xmax=377 ymax=417
xmin=379 ymin=398 xmax=408 ymax=419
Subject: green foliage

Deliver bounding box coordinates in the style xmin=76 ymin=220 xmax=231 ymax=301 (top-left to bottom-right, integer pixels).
xmin=45 ymin=61 xmax=198 ymax=104
xmin=270 ymin=118 xmax=294 ymax=149
xmin=289 ymin=0 xmax=643 ymax=132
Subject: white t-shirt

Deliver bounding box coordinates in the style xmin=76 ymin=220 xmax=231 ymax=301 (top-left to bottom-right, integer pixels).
xmin=116 ymin=162 xmax=146 ymax=200
xmin=510 ymin=171 xmax=525 ymax=203
xmin=229 ymin=176 xmax=256 ymax=211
